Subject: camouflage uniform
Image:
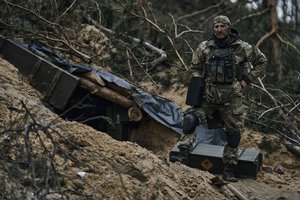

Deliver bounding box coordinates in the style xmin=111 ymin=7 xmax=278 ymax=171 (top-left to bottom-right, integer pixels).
xmin=178 ymin=16 xmax=267 ymax=166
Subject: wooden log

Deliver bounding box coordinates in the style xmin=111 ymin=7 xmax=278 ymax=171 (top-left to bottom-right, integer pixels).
xmin=128 ymin=106 xmax=143 ymax=121
xmin=227 ymin=184 xmax=248 ymax=200
xmin=79 ymin=77 xmax=135 ymax=108
xmin=105 ymin=82 xmax=132 ymax=98
xmin=284 ymin=142 xmax=300 ymax=157
xmin=81 ymin=71 xmax=105 ymax=86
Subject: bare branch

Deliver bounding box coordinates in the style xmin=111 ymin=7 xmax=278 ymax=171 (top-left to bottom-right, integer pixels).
xmin=146 ymin=2 xmax=158 ymax=25
xmin=83 ymin=16 xmax=167 ymax=68
xmin=248 ymin=78 xmax=300 ymax=144
xmin=59 ymin=0 xmax=77 ymax=18
xmin=29 ymin=33 xmax=92 ymax=61
xmin=126 ymin=48 xmax=160 ymax=89
xmin=3 ymin=1 xmax=92 ymax=62
xmin=258 ymin=104 xmax=289 ymax=120
xmin=169 ymin=14 xmax=205 ymax=38
xmin=255 ymin=29 xmax=276 ymax=47
xmin=232 ymin=8 xmax=269 ymax=25
xmin=4 ymin=0 xmax=58 ymax=27
xmin=126 ymin=49 xmax=133 ymax=78
xmin=276 ymin=33 xmax=300 ymax=56
xmin=94 ymin=1 xmax=102 ymax=25
xmin=176 ymin=0 xmax=225 ymax=22
xmin=287 ymin=102 xmax=300 ymax=116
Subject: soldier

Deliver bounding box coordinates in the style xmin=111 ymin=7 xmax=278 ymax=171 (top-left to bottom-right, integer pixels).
xmin=175 ymin=15 xmax=267 ymax=182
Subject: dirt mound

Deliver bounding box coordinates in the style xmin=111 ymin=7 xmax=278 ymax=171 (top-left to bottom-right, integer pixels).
xmin=0 ymin=58 xmax=227 ymax=199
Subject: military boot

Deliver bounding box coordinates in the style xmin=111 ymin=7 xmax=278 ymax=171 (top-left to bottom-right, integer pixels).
xmin=222 ymin=164 xmax=238 ymax=182
xmin=169 ymin=147 xmax=190 ymax=164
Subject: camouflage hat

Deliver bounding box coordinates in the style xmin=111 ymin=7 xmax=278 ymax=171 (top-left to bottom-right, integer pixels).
xmin=213 ymin=15 xmax=231 ymax=26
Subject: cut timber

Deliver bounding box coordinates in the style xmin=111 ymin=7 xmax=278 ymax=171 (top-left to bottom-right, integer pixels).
xmin=105 ymin=82 xmax=132 ymax=98
xmin=79 ymin=77 xmax=135 ymax=108
xmin=81 ymin=71 xmax=105 ymax=86
xmin=128 ymin=106 xmax=143 ymax=121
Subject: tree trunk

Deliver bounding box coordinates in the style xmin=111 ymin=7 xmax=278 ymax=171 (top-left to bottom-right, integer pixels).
xmin=128 ymin=106 xmax=143 ymax=121
xmin=267 ymin=0 xmax=283 ymax=81
xmin=271 ymin=37 xmax=283 ymax=81
xmin=293 ymin=0 xmax=299 ymax=30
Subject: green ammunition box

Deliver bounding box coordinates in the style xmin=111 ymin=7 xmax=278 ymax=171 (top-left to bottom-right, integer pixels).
xmin=170 ymin=143 xmax=263 ymax=178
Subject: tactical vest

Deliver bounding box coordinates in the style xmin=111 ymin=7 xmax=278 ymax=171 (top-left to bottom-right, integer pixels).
xmin=206 ymin=47 xmax=235 ymax=84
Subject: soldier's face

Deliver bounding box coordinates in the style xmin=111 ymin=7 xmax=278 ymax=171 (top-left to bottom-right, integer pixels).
xmin=213 ymin=23 xmax=229 ymax=39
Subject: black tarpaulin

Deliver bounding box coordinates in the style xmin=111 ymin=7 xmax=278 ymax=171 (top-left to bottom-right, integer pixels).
xmin=22 ymin=42 xmax=183 ymax=134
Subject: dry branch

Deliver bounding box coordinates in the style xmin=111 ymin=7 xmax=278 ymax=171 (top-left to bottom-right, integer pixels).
xmin=111 ymin=0 xmax=189 ymax=70
xmin=255 ymin=29 xmax=276 ymax=47
xmin=3 ymin=1 xmax=92 ymax=62
xmin=126 ymin=48 xmax=160 ymax=89
xmin=169 ymin=14 xmax=205 ymax=38
xmin=246 ymin=78 xmax=300 ymax=145
xmin=176 ymin=0 xmax=225 ymax=22
xmin=4 ymin=0 xmax=58 ymax=27
xmin=82 ymin=16 xmax=167 ymax=68
xmin=232 ymin=8 xmax=269 ymax=25
xmin=276 ymin=33 xmax=300 ymax=56
xmin=0 ymin=101 xmax=90 ymax=199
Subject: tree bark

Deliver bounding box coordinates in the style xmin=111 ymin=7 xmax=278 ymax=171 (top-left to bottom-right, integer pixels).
xmin=268 ymin=0 xmax=283 ymax=81
xmin=293 ymin=0 xmax=299 ymax=30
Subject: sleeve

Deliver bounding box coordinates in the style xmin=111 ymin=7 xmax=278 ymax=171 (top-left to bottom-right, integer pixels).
xmin=190 ymin=42 xmax=207 ymax=77
xmin=242 ymin=43 xmax=267 ymax=84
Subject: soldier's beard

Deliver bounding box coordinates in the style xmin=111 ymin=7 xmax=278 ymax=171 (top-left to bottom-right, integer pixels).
xmin=214 ymin=32 xmax=229 ymax=40
xmin=213 ymin=34 xmax=231 ymax=48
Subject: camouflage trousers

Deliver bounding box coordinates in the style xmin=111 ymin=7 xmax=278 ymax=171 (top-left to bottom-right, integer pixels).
xmin=178 ymin=95 xmax=246 ymax=165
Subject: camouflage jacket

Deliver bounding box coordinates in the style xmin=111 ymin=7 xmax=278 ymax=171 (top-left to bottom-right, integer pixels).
xmin=191 ymin=29 xmax=267 ymax=84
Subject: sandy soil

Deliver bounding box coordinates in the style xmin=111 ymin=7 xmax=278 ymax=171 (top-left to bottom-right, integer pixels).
xmin=1 ymin=55 xmax=299 ymax=200
xmin=0 ymin=58 xmax=227 ymax=199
